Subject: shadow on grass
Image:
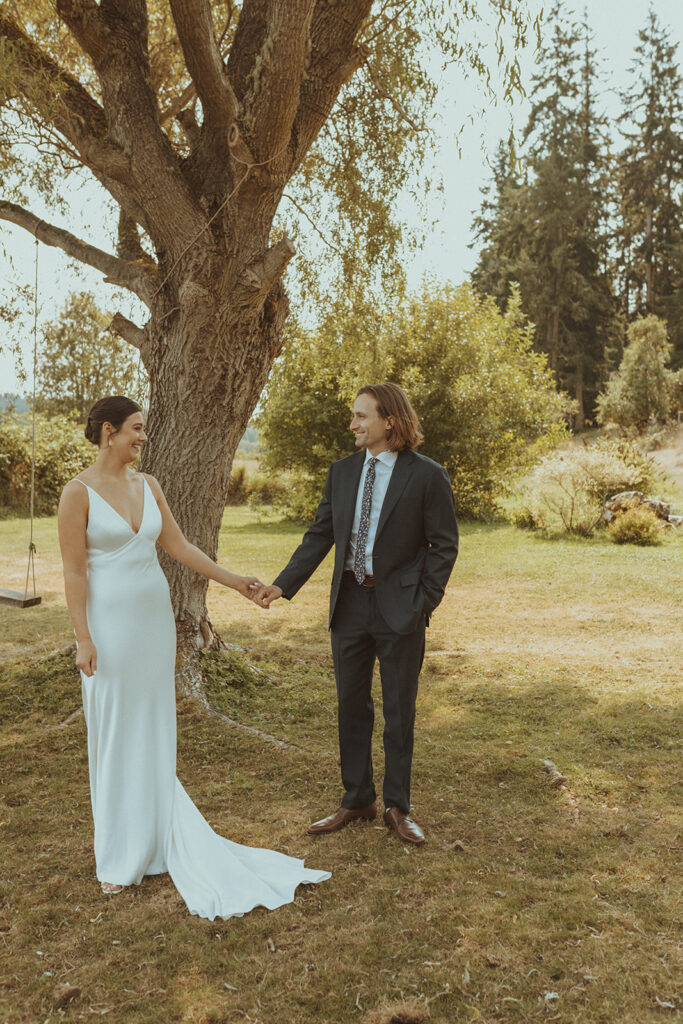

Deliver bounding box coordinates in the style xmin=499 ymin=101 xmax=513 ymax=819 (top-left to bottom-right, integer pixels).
xmin=1 ymin=646 xmax=680 ymax=1024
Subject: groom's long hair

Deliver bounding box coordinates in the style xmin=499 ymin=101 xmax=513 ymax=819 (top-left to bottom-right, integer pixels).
xmin=357 ymin=383 xmax=424 ymax=452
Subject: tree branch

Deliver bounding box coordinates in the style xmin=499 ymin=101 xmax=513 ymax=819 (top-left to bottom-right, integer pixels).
xmin=54 ymin=0 xmax=110 ymax=65
xmin=168 ymin=0 xmax=237 ymax=134
xmin=116 ymin=208 xmax=157 ymax=271
xmin=109 ymin=312 xmax=147 ymax=350
xmin=175 ymin=107 xmax=201 ymax=148
xmin=52 ymin=1 xmax=209 ymax=256
xmin=160 ymin=81 xmax=197 ymax=126
xmin=228 ymin=0 xmax=317 ymax=162
xmin=0 ymin=13 xmax=131 ymax=183
xmin=236 ymin=236 xmax=296 ymax=302
xmin=365 ymin=61 xmax=427 ymax=132
xmin=282 ymin=193 xmax=341 ymax=253
xmin=0 ymin=201 xmax=156 ymax=305
xmin=289 ymin=0 xmax=373 ymax=173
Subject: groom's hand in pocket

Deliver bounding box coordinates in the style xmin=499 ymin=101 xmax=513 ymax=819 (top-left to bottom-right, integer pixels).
xmin=252 ymin=584 xmax=283 ymax=609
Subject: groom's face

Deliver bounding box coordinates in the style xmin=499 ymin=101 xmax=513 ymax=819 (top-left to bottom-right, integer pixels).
xmin=350 ymin=393 xmax=392 ymax=454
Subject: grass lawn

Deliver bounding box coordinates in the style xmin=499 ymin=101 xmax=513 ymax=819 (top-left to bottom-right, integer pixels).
xmin=0 ymin=509 xmax=681 ymax=1024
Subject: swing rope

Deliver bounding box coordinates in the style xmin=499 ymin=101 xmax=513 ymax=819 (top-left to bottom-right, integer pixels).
xmin=23 ymin=239 xmax=38 ymax=601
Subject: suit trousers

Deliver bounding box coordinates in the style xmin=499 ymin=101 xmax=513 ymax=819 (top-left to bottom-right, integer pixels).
xmin=330 ymin=574 xmax=426 ymax=814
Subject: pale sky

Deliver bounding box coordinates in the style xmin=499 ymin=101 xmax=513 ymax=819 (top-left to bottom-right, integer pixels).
xmin=1 ymin=0 xmax=681 ymax=394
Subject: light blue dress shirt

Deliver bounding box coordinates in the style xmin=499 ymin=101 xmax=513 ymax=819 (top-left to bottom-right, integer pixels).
xmin=344 ymin=448 xmax=398 ymax=576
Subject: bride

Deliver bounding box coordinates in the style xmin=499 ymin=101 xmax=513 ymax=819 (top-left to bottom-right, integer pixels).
xmin=58 ymin=395 xmax=329 ymax=919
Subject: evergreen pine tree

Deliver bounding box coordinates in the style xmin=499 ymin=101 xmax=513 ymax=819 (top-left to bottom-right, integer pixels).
xmin=472 ymin=3 xmax=618 ymax=426
xmin=616 ymin=9 xmax=683 ymax=366
xmin=470 ymin=140 xmax=526 ymax=311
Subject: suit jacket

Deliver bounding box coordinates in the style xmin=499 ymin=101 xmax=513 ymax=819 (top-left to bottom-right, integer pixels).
xmin=273 ymin=448 xmax=459 ymax=635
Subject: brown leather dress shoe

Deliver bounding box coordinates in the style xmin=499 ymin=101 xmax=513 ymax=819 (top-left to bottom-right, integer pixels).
xmin=383 ymin=807 xmax=425 ymax=845
xmin=307 ymin=802 xmax=377 ymax=835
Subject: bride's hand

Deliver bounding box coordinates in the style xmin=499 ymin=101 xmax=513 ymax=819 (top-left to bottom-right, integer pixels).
xmin=233 ymin=575 xmax=263 ymax=600
xmin=76 ymin=638 xmax=98 ymax=677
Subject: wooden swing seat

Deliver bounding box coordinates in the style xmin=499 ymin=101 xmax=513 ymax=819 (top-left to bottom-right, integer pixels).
xmin=0 ymin=588 xmax=42 ymax=608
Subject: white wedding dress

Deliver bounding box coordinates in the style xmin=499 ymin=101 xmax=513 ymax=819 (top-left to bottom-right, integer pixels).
xmin=75 ymin=477 xmax=329 ymax=920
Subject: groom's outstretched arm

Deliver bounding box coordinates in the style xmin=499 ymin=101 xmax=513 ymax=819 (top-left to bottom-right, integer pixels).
xmin=258 ymin=468 xmax=335 ymax=606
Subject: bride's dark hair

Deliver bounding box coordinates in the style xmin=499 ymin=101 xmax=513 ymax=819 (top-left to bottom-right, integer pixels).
xmin=85 ymin=396 xmax=142 ymax=445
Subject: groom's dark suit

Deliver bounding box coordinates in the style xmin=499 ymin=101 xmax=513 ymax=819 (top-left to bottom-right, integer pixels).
xmin=274 ymin=447 xmax=458 ymax=814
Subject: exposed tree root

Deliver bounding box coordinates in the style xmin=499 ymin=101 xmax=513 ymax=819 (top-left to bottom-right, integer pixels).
xmin=362 ymin=999 xmax=430 ymax=1024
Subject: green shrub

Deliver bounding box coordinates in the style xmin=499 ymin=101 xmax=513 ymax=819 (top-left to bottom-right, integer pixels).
xmin=0 ymin=412 xmax=92 ymax=516
xmin=608 ymin=505 xmax=663 ymax=546
xmin=226 ymin=464 xmax=250 ymax=505
xmin=265 ymin=474 xmax=322 ymax=521
xmin=512 ymin=505 xmax=546 ymax=530
xmin=248 ymin=472 xmax=288 ymax=507
xmin=258 ymin=282 xmax=567 ymax=520
xmin=575 ymin=438 xmax=660 ymax=502
xmin=514 ymin=437 xmax=661 ymax=537
xmin=226 ymin=464 xmax=288 ymax=507
xmin=597 ymin=316 xmax=682 ymax=432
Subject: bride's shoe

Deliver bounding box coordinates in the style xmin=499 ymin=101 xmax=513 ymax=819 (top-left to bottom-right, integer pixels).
xmin=101 ymin=881 xmax=124 ymax=895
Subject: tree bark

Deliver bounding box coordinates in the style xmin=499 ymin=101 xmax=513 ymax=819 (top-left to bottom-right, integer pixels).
xmin=546 ymin=308 xmax=559 ymax=374
xmin=644 ymin=204 xmax=654 ymax=311
xmin=574 ymin=357 xmax=585 ymax=431
xmin=139 ymin=247 xmax=289 ymax=693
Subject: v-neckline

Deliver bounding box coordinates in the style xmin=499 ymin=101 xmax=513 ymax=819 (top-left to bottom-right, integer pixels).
xmin=83 ymin=477 xmax=146 ymax=536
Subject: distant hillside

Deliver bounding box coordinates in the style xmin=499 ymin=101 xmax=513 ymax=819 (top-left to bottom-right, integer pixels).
xmin=0 ymin=398 xmax=261 ymax=457
xmin=0 ymin=393 xmax=29 ymax=413
xmin=238 ymin=424 xmax=259 ymax=455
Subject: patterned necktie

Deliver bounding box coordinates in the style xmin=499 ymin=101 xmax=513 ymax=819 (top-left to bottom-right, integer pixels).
xmin=354 ymin=457 xmax=378 ymax=583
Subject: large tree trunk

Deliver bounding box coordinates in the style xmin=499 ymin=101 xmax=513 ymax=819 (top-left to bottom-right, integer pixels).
xmin=140 ymin=263 xmax=289 ymax=694
xmin=644 ymin=204 xmax=655 ymax=311
xmin=574 ymin=357 xmax=585 ymax=431
xmin=546 ymin=308 xmax=560 ymax=374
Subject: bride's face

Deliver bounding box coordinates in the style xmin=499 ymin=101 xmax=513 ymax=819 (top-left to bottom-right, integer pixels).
xmin=106 ymin=412 xmax=148 ymax=463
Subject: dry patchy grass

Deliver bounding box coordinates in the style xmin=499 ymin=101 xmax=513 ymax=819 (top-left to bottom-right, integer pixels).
xmin=0 ymin=510 xmax=681 ymax=1023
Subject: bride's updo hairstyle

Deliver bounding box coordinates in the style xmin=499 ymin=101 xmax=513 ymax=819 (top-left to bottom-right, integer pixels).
xmin=85 ymin=396 xmax=142 ymax=446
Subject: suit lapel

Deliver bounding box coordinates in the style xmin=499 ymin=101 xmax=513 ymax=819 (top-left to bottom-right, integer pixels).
xmin=375 ymin=449 xmax=415 ymax=541
xmin=339 ymin=451 xmax=365 ymax=550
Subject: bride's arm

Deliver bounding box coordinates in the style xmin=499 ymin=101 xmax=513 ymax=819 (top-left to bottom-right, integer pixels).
xmin=58 ymin=482 xmax=97 ymax=676
xmin=143 ymin=474 xmax=260 ymax=598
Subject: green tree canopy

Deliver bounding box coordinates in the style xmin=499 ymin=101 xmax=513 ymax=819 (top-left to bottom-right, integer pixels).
xmin=36 ymin=291 xmax=148 ymax=421
xmin=258 ymin=281 xmax=567 ymax=519
xmin=596 ymin=315 xmax=682 ymax=432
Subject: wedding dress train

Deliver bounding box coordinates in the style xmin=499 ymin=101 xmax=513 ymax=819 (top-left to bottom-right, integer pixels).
xmin=76 ymin=477 xmax=329 ymax=920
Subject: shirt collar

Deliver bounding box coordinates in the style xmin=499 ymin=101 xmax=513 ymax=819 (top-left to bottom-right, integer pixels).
xmin=364 ymin=448 xmax=398 ymax=467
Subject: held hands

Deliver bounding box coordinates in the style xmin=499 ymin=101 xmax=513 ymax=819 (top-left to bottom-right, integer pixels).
xmin=233 ymin=575 xmax=264 ymax=600
xmin=250 ymin=583 xmax=283 ymax=609
xmin=76 ymin=638 xmax=97 ymax=677
xmin=217 ymin=569 xmax=283 ymax=609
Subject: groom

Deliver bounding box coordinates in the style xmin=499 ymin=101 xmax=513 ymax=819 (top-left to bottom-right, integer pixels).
xmin=254 ymin=383 xmax=458 ymax=845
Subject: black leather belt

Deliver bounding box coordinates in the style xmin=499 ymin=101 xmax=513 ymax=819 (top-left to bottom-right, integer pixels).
xmin=343 ymin=570 xmax=375 ymax=588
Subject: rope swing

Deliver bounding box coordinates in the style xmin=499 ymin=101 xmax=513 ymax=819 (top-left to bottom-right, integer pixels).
xmin=0 ymin=239 xmax=42 ymax=609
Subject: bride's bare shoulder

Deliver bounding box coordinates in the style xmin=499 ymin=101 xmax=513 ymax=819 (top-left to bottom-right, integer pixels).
xmin=140 ymin=472 xmax=164 ymax=502
xmin=59 ymin=477 xmax=89 ymax=514
xmin=69 ymin=462 xmax=100 ymax=484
